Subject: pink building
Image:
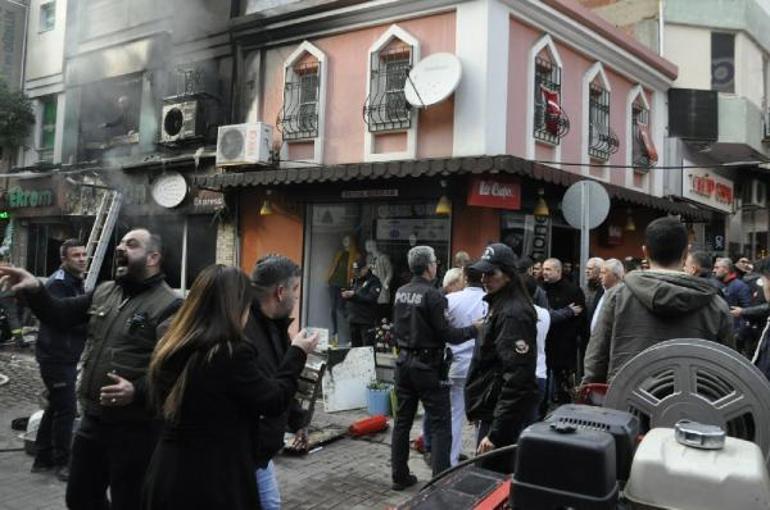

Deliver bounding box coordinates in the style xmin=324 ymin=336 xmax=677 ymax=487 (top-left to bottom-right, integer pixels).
xmin=198 ymin=0 xmax=710 ymax=338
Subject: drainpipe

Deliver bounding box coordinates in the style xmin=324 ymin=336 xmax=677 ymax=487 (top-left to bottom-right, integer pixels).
xmin=6 ymin=0 xmax=28 ymax=90
xmin=658 ymin=0 xmax=665 ymax=56
xmin=7 ymin=0 xmax=29 ymax=168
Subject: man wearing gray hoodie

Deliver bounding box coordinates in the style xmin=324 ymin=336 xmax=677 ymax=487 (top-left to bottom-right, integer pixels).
xmin=583 ymin=217 xmax=734 ymax=385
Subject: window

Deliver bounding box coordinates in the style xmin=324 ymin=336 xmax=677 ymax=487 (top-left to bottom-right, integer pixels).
xmin=278 ymin=61 xmax=320 ymax=141
xmin=364 ymin=46 xmax=413 ymax=132
xmin=39 ymin=2 xmax=55 ymax=32
xmin=39 ymin=96 xmax=56 ymax=163
xmin=632 ymin=99 xmax=657 ymax=171
xmin=302 ymin=200 xmax=450 ymax=345
xmin=534 ymin=54 xmax=569 ymax=144
xmin=588 ymin=82 xmax=618 ymax=161
xmin=711 ymin=32 xmax=735 ymax=93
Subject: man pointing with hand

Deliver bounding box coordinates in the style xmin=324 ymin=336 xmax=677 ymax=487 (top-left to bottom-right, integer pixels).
xmin=0 ymin=228 xmax=181 ymax=510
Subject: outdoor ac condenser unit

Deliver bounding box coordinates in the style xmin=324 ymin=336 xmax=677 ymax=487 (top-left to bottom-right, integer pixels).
xmin=743 ymin=179 xmax=767 ymax=209
xmin=160 ymin=99 xmax=202 ymax=143
xmin=216 ymin=123 xmax=273 ymax=166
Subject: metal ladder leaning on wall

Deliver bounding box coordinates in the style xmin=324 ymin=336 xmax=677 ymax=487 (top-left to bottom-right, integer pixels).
xmin=84 ymin=190 xmax=123 ymax=292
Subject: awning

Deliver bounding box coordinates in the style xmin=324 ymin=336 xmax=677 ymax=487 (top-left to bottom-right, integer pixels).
xmin=192 ymin=155 xmax=712 ymax=221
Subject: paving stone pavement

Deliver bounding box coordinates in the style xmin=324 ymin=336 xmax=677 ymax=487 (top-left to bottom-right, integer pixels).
xmin=0 ymin=346 xmax=479 ymax=509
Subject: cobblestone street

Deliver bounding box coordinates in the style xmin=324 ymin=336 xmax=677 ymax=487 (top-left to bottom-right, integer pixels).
xmin=0 ymin=346 xmax=475 ymax=510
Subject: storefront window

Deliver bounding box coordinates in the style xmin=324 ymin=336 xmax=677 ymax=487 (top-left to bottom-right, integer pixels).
xmin=303 ymin=200 xmax=451 ymax=345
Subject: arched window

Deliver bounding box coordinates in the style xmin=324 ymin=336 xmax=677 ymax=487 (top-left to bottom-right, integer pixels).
xmin=527 ymin=34 xmax=568 ymax=160
xmin=277 ymin=41 xmax=327 ymax=164
xmin=363 ymin=25 xmax=421 ymax=162
xmin=629 ymin=87 xmax=657 ymax=171
xmin=583 ymin=63 xmax=618 ymax=163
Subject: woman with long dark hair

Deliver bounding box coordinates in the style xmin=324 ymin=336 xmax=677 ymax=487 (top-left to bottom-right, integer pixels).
xmin=465 ymin=243 xmax=540 ymax=473
xmin=142 ymin=265 xmax=317 ymax=510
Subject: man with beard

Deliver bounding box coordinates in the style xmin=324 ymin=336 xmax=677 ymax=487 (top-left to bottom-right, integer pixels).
xmin=246 ymin=254 xmax=311 ymax=510
xmin=0 ymin=228 xmax=181 ymax=510
xmin=32 ymin=239 xmax=87 ymax=482
xmin=541 ymin=258 xmax=586 ymax=405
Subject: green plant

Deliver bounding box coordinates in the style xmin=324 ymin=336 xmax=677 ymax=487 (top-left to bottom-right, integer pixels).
xmin=367 ymin=380 xmax=391 ymax=391
xmin=0 ymin=79 xmax=34 ymax=149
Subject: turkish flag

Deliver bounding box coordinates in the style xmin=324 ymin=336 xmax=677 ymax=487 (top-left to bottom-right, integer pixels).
xmin=540 ymin=85 xmax=562 ymax=136
xmin=636 ymin=120 xmax=658 ymax=164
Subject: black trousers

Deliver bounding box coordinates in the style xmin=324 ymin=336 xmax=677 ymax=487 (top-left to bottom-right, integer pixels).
xmin=391 ymin=353 xmax=451 ymax=481
xmin=349 ymin=322 xmax=375 ymax=348
xmin=35 ymin=362 xmax=78 ymax=466
xmin=66 ymin=414 xmax=159 ymax=510
xmin=476 ymin=412 xmax=531 ymax=474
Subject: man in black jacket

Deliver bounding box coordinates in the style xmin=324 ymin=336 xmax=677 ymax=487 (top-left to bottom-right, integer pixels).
xmin=246 ymin=254 xmax=309 ymax=510
xmin=390 ymin=246 xmax=478 ymax=490
xmin=342 ymin=256 xmax=381 ymax=347
xmin=542 ymin=257 xmax=587 ymax=405
xmin=32 ymin=239 xmax=87 ymax=481
xmin=0 ymin=229 xmax=181 ymax=510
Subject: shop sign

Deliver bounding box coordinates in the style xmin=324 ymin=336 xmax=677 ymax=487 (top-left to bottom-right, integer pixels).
xmin=682 ymin=162 xmax=734 ymax=213
xmin=467 ymin=176 xmax=521 ymax=210
xmin=341 ymin=189 xmax=399 ymax=199
xmin=527 ymin=215 xmax=551 ymax=261
xmin=3 ymin=187 xmax=54 ymax=208
xmin=376 ymin=218 xmax=450 ymax=242
xmin=192 ymin=190 xmax=225 ymax=213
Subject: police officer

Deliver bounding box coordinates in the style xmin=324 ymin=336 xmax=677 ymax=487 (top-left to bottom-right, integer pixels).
xmin=342 ymin=256 xmax=381 ymax=348
xmin=465 ymin=243 xmax=540 ymax=473
xmin=391 ymin=246 xmax=478 ymax=490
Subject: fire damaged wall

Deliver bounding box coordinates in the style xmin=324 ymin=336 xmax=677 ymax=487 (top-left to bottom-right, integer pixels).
xmin=60 ymin=0 xmax=233 ymax=165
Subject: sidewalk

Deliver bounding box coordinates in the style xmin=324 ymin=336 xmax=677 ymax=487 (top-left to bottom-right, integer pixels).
xmin=0 ymin=346 xmax=477 ymax=509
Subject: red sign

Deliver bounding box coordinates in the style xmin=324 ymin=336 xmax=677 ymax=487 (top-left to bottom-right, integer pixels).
xmin=467 ymin=176 xmax=521 ymax=210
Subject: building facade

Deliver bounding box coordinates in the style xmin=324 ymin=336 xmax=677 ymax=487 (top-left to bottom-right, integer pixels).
xmin=194 ymin=0 xmax=711 ymax=342
xmin=581 ymin=0 xmax=770 ymax=259
xmin=12 ymin=0 xmax=234 ymax=288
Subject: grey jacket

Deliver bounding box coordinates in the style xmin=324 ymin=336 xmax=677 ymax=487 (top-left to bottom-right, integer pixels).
xmin=583 ymin=270 xmax=734 ymax=384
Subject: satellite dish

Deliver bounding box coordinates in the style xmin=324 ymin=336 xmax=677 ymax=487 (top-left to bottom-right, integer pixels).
xmin=404 ymin=53 xmax=462 ymax=108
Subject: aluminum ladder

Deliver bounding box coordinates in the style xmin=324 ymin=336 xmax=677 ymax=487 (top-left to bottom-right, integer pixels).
xmin=84 ymin=190 xmax=123 ymax=292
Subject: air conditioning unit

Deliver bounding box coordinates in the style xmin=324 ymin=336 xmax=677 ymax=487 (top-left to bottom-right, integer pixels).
xmin=216 ymin=123 xmax=273 ymax=166
xmin=160 ymin=99 xmax=202 ymax=143
xmin=743 ymin=179 xmax=767 ymax=209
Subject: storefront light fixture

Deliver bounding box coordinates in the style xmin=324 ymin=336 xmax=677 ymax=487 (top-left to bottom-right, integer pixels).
xmin=260 ymin=190 xmax=274 ymax=216
xmin=533 ymin=188 xmax=550 ymax=217
xmin=624 ymin=208 xmax=636 ymax=232
xmin=436 ymin=180 xmax=451 ymax=216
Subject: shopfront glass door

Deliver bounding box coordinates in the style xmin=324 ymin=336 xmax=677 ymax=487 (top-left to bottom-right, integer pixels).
xmin=302 ymin=201 xmax=451 ymax=346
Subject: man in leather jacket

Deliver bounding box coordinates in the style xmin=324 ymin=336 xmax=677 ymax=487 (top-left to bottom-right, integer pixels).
xmin=0 ymin=229 xmax=181 ymax=510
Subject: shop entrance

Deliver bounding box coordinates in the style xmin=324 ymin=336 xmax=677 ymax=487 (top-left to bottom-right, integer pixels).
xmin=302 ymin=201 xmax=451 ymax=346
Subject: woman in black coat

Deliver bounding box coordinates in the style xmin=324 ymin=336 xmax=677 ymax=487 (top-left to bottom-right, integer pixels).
xmin=465 ymin=244 xmax=540 ymax=473
xmin=142 ymin=265 xmax=318 ymax=510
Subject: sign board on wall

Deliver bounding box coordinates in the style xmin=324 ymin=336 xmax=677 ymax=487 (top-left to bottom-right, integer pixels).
xmin=467 ymin=176 xmax=521 ymax=210
xmin=376 ymin=218 xmax=450 ymax=242
xmin=682 ymin=161 xmax=734 ymax=213
xmin=501 ymin=213 xmax=551 ymax=259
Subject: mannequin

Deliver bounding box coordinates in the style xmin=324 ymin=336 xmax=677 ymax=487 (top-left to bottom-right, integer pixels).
xmin=365 ymin=239 xmax=393 ymax=304
xmin=326 ymin=234 xmax=360 ymax=336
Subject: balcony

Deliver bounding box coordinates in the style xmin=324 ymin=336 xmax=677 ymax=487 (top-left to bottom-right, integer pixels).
xmin=715 ymin=94 xmax=769 ymax=160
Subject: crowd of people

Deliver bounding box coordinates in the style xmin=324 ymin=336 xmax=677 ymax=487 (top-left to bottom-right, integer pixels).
xmin=3 ymin=216 xmax=770 ymax=508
